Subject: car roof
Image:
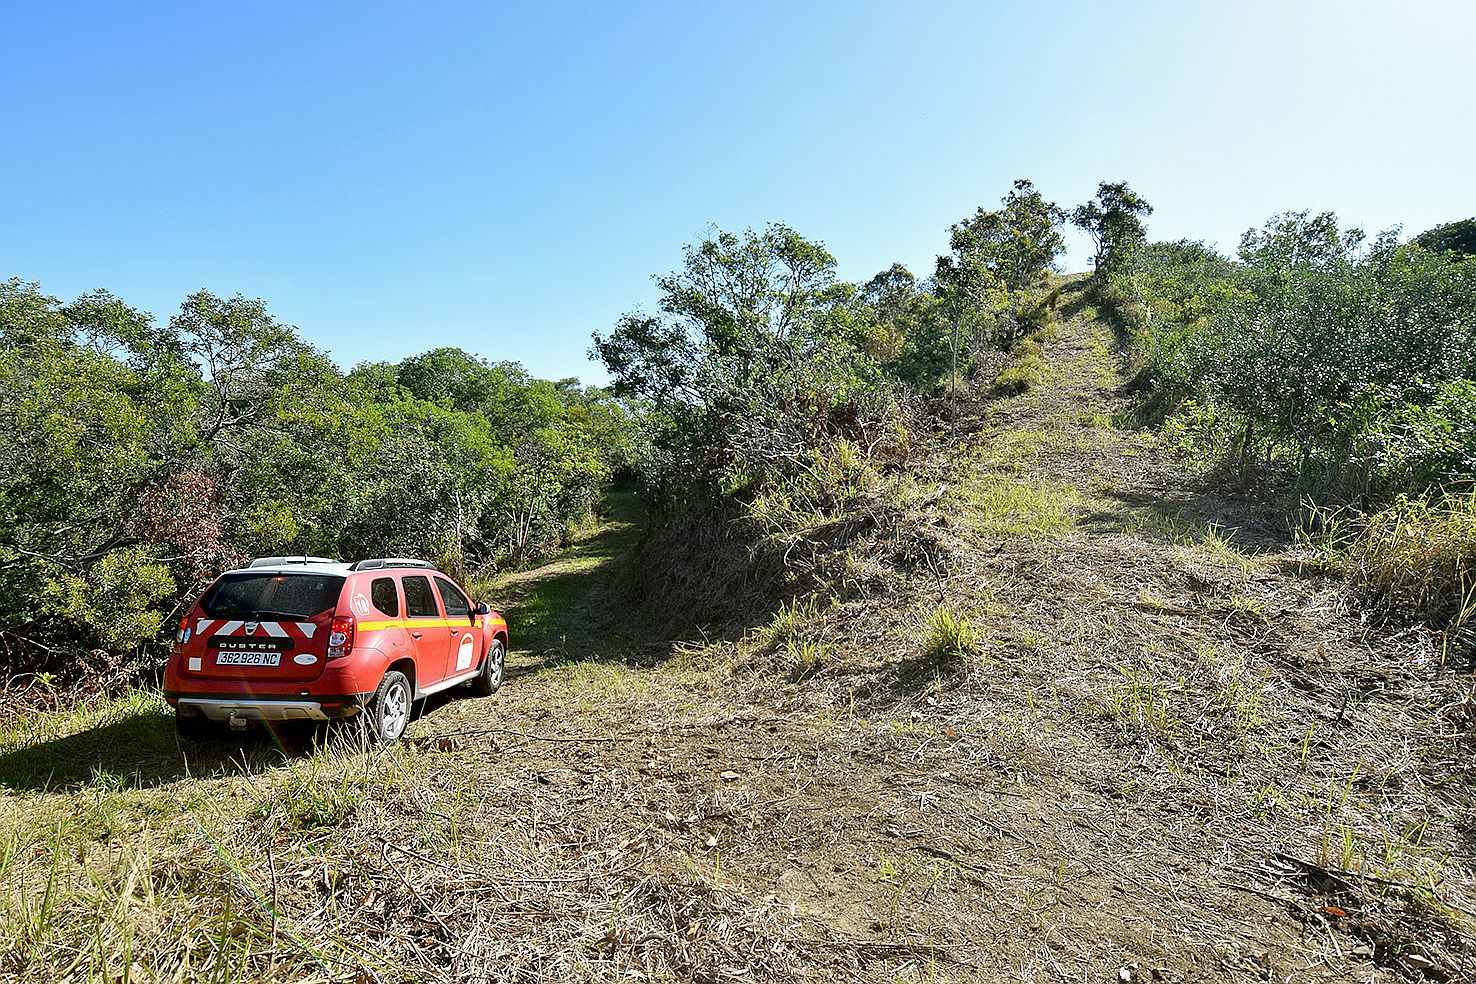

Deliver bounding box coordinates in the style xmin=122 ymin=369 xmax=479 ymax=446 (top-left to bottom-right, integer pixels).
xmin=219 ymin=563 xmax=453 ymax=578
xmin=221 ymin=562 xmax=355 ymax=577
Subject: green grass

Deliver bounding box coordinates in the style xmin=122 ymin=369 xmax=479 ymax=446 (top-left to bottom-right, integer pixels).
xmin=1105 ymin=665 xmax=1182 ymax=740
xmin=784 ymin=636 xmax=832 ymax=679
xmin=469 ymin=491 xmax=645 ymax=659
xmin=992 ymin=337 xmax=1049 ymax=395
xmin=753 ymin=595 xmax=822 ymax=650
xmin=0 ymin=689 xmax=294 ymax=793
xmin=920 ymin=604 xmax=980 ymax=662
xmin=1344 ymin=494 xmax=1476 ymax=633
xmin=954 ymin=477 xmax=1079 ymax=539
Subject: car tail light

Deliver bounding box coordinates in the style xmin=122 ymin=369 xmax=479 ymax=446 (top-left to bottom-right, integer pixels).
xmin=327 ymin=615 xmax=356 ymax=659
xmin=175 ymin=617 xmax=192 ymax=645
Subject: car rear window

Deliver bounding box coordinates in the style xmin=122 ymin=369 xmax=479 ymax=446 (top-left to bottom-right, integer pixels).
xmin=200 ymin=573 xmax=344 ymax=619
xmin=370 ymin=577 xmax=400 ymax=617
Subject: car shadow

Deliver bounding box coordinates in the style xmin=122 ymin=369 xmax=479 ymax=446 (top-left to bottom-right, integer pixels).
xmin=0 ymin=710 xmax=310 ymax=792
xmin=0 ymin=689 xmax=497 ymax=793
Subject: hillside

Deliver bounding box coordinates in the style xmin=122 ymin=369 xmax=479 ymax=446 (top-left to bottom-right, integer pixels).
xmin=0 ymin=292 xmax=1471 ymax=982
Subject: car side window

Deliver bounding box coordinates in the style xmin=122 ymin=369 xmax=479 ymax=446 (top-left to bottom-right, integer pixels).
xmin=435 ymin=577 xmax=470 ymax=618
xmin=370 ymin=577 xmax=400 ymax=617
xmin=403 ymin=576 xmax=440 ymax=618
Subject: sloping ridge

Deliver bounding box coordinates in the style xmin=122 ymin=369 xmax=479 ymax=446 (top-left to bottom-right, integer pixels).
xmin=453 ymin=291 xmax=1473 ymax=980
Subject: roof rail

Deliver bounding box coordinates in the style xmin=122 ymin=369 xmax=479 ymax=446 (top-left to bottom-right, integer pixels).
xmin=349 ymin=558 xmax=436 ymax=572
xmin=249 ymin=556 xmax=340 ymax=568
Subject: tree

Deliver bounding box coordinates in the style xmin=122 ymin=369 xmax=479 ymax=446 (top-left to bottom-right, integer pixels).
xmin=1238 ymin=210 xmax=1364 ymax=268
xmin=1073 ymin=181 xmax=1153 ymax=275
xmin=861 ymin=263 xmax=918 ymax=325
xmin=1413 ymin=218 xmax=1476 ymax=258
xmin=950 ymin=179 xmax=1066 ymax=295
xmin=932 ymin=179 xmax=1067 ymax=389
xmin=592 ymin=223 xmax=891 ymax=503
xmin=931 ymin=252 xmax=988 ymax=393
xmin=0 ymin=278 xmax=635 ymax=676
xmin=0 ymin=281 xmax=207 ymax=655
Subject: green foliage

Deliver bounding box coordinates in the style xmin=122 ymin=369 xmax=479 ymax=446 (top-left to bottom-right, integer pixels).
xmin=1364 ymin=380 xmax=1476 ymax=493
xmin=1107 ymin=664 xmax=1180 ymax=739
xmin=1116 ymin=216 xmax=1476 ymax=501
xmin=992 ymin=337 xmax=1048 ymax=395
xmin=0 ymin=278 xmax=630 ymax=675
xmin=1237 ymin=210 xmax=1364 ymax=268
xmin=933 ymin=179 xmax=1067 ymax=388
xmin=45 ymin=548 xmax=177 ymax=650
xmin=1072 ymin=180 xmax=1153 ymax=275
xmin=861 ymin=264 xmax=951 ymax=392
xmin=1337 ymin=495 xmax=1476 ymax=633
xmin=1112 ymin=211 xmax=1476 ymax=642
xmin=1412 ymin=218 xmax=1476 ymax=258
xmin=592 ymin=223 xmax=900 ymax=512
xmin=921 ymin=604 xmax=979 ymax=662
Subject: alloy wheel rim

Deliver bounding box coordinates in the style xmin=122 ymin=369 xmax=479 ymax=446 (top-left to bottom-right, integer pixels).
xmin=489 ymin=646 xmax=504 ymax=686
xmin=382 ymin=681 xmax=409 ymax=738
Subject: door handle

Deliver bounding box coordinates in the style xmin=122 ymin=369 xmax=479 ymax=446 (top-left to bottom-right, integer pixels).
xmin=412 ymin=631 xmax=422 ymax=639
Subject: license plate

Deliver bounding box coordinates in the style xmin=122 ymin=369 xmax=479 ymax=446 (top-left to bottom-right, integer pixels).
xmin=215 ymin=651 xmax=282 ymax=667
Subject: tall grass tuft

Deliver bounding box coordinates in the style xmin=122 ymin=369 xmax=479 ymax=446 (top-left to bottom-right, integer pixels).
xmin=921 ymin=605 xmax=980 ymax=662
xmin=1346 ymin=495 xmax=1476 ymax=644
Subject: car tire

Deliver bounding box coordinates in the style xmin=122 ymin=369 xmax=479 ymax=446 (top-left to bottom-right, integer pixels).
xmin=468 ymin=638 xmax=505 ymax=696
xmin=174 ymin=710 xmax=213 ymax=741
xmin=366 ymin=670 xmax=413 ymax=743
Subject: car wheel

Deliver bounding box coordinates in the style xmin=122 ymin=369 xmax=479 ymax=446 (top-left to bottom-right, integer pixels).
xmin=368 ymin=670 xmax=413 ymax=743
xmin=468 ymin=638 xmax=505 ymax=696
xmin=174 ymin=710 xmax=213 ymax=741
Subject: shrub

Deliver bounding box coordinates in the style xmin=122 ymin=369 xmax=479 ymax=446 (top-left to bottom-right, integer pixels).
xmin=592 ymin=224 xmax=903 ymax=512
xmin=0 ymin=279 xmax=631 ymax=678
xmin=1112 ymin=218 xmax=1476 ymax=645
xmin=1113 ymin=218 xmax=1476 ymax=503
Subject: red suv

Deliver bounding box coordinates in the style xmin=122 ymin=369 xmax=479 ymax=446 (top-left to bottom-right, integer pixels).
xmin=162 ymin=557 xmax=508 ymax=742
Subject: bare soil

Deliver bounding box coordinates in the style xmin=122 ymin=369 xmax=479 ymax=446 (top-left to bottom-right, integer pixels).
xmin=403 ymin=296 xmax=1475 ymax=981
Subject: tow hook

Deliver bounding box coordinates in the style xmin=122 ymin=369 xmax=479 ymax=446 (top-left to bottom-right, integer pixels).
xmin=228 ymin=712 xmax=248 ymax=731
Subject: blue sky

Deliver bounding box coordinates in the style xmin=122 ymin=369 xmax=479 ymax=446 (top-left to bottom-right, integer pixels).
xmin=2 ymin=0 xmax=1472 ymax=382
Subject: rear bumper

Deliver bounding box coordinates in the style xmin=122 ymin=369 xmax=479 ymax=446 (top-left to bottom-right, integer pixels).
xmin=167 ymin=691 xmax=372 ymax=723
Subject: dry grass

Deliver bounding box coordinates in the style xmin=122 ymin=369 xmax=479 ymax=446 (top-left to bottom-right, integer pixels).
xmin=3 ymin=294 xmax=1473 ymax=982
xmin=1348 ymin=494 xmax=1476 ymax=637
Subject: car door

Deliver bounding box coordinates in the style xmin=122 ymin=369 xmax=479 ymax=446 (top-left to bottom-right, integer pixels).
xmin=401 ymin=574 xmax=451 ymax=688
xmin=435 ymin=576 xmax=481 ymax=679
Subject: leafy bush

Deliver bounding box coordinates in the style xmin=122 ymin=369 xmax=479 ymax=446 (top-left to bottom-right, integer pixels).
xmin=0 ymin=278 xmax=630 ymax=675
xmin=932 ymin=180 xmax=1067 ymax=390
xmin=1114 ymin=215 xmax=1476 ymax=502
xmin=592 ymin=224 xmax=905 ymax=518
xmin=1111 ymin=213 xmax=1476 ymax=646
xmin=1364 ymin=380 xmax=1476 ymax=494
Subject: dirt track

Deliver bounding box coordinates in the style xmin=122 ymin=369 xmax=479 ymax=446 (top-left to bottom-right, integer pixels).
xmin=399 ymin=297 xmax=1474 ymax=981
xmin=1 ymin=296 xmax=1470 ymax=982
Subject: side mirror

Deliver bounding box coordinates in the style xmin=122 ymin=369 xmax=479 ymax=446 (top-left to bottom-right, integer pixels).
xmin=474 ymin=601 xmax=492 ymax=616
